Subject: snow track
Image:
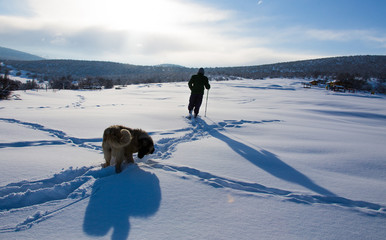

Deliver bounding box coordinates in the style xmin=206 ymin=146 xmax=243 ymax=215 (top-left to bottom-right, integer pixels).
xmin=0 ymin=118 xmax=102 ymax=152
xmin=0 ymin=116 xmax=385 ymax=234
xmin=0 ymin=167 xmax=93 ymax=210
xmin=0 ymin=166 xmax=116 ymax=232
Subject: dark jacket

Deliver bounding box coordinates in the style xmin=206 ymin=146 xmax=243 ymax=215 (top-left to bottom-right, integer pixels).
xmin=188 ymin=73 xmax=210 ymax=95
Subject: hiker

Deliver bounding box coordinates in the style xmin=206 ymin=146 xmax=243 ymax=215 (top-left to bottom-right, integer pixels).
xmin=188 ymin=68 xmax=210 ymax=118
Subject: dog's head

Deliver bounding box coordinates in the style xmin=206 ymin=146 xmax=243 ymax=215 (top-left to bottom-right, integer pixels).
xmin=138 ymin=135 xmax=155 ymax=159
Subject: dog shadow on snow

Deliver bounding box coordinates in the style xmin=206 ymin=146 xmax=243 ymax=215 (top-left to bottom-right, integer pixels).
xmin=83 ymin=164 xmax=161 ymax=240
xmin=197 ymin=118 xmax=335 ymax=197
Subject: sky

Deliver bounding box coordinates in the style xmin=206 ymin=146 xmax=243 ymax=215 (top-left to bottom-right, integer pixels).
xmin=0 ymin=0 xmax=385 ymax=67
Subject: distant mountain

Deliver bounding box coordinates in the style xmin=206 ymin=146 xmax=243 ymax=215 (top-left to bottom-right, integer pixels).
xmin=0 ymin=46 xmax=45 ymax=61
xmin=2 ymin=53 xmax=386 ymax=92
xmin=1 ymin=53 xmax=385 ymax=86
xmin=156 ymin=63 xmax=186 ymax=68
xmin=210 ymin=55 xmax=386 ymax=80
xmin=1 ymin=59 xmax=195 ymax=84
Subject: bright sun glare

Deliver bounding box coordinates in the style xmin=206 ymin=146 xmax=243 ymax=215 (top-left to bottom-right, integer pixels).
xmin=31 ymin=0 xmax=220 ymax=33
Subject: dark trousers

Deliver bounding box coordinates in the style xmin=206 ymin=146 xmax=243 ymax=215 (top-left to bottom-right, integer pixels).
xmin=188 ymin=94 xmax=204 ymax=116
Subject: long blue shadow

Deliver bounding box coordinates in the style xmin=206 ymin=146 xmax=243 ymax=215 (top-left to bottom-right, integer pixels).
xmin=83 ymin=165 xmax=161 ymax=240
xmin=198 ymin=119 xmax=335 ymax=196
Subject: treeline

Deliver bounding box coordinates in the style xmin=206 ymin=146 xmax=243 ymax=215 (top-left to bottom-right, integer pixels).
xmin=1 ymin=59 xmax=193 ymax=84
xmin=0 ymin=73 xmax=19 ymax=99
xmin=1 ymin=55 xmax=386 ymax=95
xmin=3 ymin=55 xmax=385 ymax=81
xmin=208 ymin=55 xmax=386 ymax=80
xmin=0 ymin=73 xmax=115 ymax=93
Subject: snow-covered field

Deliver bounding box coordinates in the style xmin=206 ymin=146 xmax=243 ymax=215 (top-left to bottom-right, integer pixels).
xmin=1 ymin=78 xmax=385 ymax=240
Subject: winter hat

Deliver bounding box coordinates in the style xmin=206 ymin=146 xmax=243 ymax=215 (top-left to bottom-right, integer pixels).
xmin=198 ymin=68 xmax=205 ymax=75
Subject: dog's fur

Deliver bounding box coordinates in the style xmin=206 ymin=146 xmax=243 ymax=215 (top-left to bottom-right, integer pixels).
xmin=102 ymin=125 xmax=155 ymax=173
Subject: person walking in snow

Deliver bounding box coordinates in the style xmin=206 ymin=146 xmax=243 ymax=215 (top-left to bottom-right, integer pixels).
xmin=188 ymin=67 xmax=210 ymax=118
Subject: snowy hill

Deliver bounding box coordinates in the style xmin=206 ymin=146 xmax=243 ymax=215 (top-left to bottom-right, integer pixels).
xmin=0 ymin=79 xmax=385 ymax=239
xmin=0 ymin=46 xmax=44 ymax=61
xmin=2 ymin=55 xmax=385 ymax=84
xmin=212 ymin=55 xmax=386 ymax=79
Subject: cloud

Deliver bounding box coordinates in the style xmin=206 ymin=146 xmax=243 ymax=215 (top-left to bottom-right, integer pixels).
xmin=366 ymin=35 xmax=386 ymax=48
xmin=0 ymin=0 xmax=242 ymax=65
xmin=305 ymin=28 xmax=386 ymax=49
xmin=305 ymin=29 xmax=364 ymax=41
xmin=1 ymin=0 xmax=383 ymax=67
xmin=24 ymin=0 xmax=232 ymax=32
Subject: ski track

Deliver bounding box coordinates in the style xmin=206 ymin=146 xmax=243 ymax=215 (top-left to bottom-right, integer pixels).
xmin=0 ymin=117 xmax=385 ymax=232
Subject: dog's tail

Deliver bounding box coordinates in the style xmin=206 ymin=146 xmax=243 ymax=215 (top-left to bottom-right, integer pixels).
xmin=104 ymin=128 xmax=132 ymax=148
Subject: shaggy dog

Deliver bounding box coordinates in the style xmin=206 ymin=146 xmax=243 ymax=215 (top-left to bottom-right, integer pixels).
xmin=102 ymin=125 xmax=155 ymax=173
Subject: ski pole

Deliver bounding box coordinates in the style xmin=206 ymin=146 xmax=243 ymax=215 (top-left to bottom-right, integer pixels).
xmin=204 ymin=89 xmax=209 ymax=117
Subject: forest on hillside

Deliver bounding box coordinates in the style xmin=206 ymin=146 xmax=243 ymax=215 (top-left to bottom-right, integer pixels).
xmin=1 ymin=55 xmax=386 ymax=95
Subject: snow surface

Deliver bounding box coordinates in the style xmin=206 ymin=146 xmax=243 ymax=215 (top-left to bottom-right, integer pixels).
xmin=0 ymin=78 xmax=386 ymax=240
